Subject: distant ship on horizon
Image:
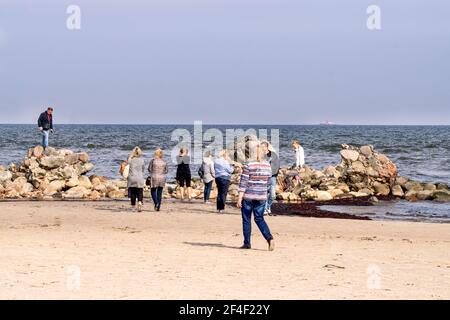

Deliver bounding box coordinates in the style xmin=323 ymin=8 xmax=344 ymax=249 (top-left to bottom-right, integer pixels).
xmin=319 ymin=120 xmax=337 ymax=125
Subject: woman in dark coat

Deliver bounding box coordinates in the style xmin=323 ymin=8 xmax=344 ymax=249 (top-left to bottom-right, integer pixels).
xmin=176 ymin=147 xmax=192 ymax=201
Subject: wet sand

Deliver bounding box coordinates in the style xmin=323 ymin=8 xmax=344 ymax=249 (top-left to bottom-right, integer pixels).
xmin=0 ymin=200 xmax=449 ymax=299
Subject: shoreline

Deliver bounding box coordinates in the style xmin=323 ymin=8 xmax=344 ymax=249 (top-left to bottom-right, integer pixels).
xmin=1 ymin=197 xmax=448 ymax=224
xmin=1 ymin=200 xmax=449 ymax=299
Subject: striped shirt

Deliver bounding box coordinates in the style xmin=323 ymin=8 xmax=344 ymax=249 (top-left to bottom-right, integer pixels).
xmin=238 ymin=162 xmax=272 ymax=201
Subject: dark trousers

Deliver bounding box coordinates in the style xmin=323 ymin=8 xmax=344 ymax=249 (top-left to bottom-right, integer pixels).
xmin=129 ymin=187 xmax=143 ymax=206
xmin=204 ymin=181 xmax=213 ymax=201
xmin=215 ymin=177 xmax=230 ymax=210
xmin=241 ymin=199 xmax=273 ymax=247
xmin=151 ymin=187 xmax=163 ymax=208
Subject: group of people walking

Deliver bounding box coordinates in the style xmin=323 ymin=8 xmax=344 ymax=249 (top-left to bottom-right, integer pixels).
xmin=36 ymin=107 xmax=306 ymax=251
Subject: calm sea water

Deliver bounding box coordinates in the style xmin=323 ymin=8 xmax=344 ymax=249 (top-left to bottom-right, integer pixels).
xmin=1 ymin=124 xmax=449 ymax=222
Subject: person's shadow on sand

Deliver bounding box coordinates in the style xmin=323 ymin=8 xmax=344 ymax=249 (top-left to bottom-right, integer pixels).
xmin=183 ymin=242 xmax=265 ymax=251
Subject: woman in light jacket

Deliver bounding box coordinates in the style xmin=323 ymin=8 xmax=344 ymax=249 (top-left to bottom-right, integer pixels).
xmin=202 ymin=150 xmax=215 ymax=203
xmin=214 ymin=149 xmax=234 ymax=213
xmin=127 ymin=146 xmax=145 ymax=212
xmin=148 ymin=148 xmax=168 ymax=211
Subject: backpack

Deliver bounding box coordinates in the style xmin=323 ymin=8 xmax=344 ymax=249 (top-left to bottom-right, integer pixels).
xmin=198 ymin=164 xmax=205 ymax=179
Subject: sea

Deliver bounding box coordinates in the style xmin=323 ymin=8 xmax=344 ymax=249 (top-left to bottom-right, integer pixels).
xmin=1 ymin=124 xmax=449 ymax=222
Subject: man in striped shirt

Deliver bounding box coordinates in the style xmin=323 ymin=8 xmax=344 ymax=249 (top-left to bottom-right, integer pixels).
xmin=237 ymin=143 xmax=275 ymax=251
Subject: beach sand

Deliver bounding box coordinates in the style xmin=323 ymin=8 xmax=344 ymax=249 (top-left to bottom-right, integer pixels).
xmin=0 ymin=200 xmax=449 ymax=300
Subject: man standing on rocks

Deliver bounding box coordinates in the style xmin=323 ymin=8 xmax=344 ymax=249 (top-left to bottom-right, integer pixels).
xmin=37 ymin=107 xmax=54 ymax=149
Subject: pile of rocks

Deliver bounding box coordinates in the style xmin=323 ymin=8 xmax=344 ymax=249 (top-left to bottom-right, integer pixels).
xmin=272 ymin=144 xmax=449 ymax=203
xmin=0 ymin=146 xmax=127 ymax=200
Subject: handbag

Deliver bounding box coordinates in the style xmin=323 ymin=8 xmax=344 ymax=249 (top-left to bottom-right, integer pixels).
xmin=120 ymin=161 xmax=130 ymax=179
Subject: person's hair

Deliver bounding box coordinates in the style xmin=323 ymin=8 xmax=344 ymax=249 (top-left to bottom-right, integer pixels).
xmin=179 ymin=147 xmax=188 ymax=156
xmin=130 ymin=146 xmax=142 ymax=159
xmin=204 ymin=150 xmax=212 ymax=158
xmin=245 ymin=140 xmax=262 ymax=162
xmin=154 ymin=148 xmax=163 ymax=159
xmin=219 ymin=149 xmax=228 ymax=159
xmin=47 ymin=107 xmax=54 ymax=111
xmin=292 ymin=140 xmax=300 ymax=146
xmin=261 ymin=140 xmax=275 ymax=153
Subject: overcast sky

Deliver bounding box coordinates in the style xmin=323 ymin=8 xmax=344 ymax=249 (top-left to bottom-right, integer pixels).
xmin=0 ymin=0 xmax=449 ymax=125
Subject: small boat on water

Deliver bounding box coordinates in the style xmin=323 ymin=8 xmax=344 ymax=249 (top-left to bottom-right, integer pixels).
xmin=319 ymin=120 xmax=337 ymax=126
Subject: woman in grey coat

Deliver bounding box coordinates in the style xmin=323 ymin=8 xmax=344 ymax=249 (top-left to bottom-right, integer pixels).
xmin=127 ymin=146 xmax=145 ymax=212
xmin=148 ymin=148 xmax=168 ymax=211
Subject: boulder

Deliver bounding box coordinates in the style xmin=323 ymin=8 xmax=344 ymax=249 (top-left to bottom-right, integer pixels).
xmin=65 ymin=177 xmax=79 ymax=188
xmin=78 ymin=176 xmax=93 ymax=189
xmin=329 ymin=188 xmax=344 ymax=198
xmin=107 ymin=190 xmax=126 ymax=199
xmin=396 ymin=177 xmax=409 ymax=186
xmin=423 ymin=183 xmax=437 ymax=192
xmin=78 ymin=152 xmax=89 ymax=163
xmin=359 ymin=188 xmax=374 ymax=196
xmin=32 ymin=146 xmax=44 ymax=158
xmin=350 ymin=161 xmax=366 ymax=174
xmin=436 ymin=183 xmax=449 ymax=191
xmin=315 ymin=190 xmax=333 ymax=201
xmin=340 ymin=149 xmax=360 ymax=162
xmin=405 ymin=190 xmax=418 ymax=202
xmin=336 ymin=183 xmax=350 ymax=193
xmin=404 ymin=181 xmax=423 ymax=192
xmin=416 ymin=190 xmax=434 ymax=201
xmin=373 ymin=182 xmax=390 ymax=196
xmin=63 ymin=186 xmax=91 ymax=199
xmin=0 ymin=170 xmax=12 ymax=184
xmin=44 ymin=180 xmax=66 ymax=196
xmin=40 ymin=156 xmax=66 ymax=169
xmin=349 ymin=191 xmax=369 ymax=198
xmin=391 ymin=185 xmax=404 ymax=197
xmin=360 ymin=145 xmax=373 ymax=157
xmin=88 ymin=190 xmax=101 ymax=200
xmin=432 ymin=190 xmax=450 ymax=202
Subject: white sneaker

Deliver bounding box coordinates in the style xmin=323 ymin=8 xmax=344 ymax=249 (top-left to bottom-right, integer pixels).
xmin=137 ymin=202 xmax=143 ymax=212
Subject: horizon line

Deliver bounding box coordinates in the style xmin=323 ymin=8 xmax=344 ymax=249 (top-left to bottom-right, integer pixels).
xmin=0 ymin=123 xmax=449 ymax=126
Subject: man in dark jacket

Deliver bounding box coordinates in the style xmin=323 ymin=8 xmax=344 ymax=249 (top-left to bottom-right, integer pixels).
xmin=37 ymin=107 xmax=54 ymax=148
xmin=261 ymin=141 xmax=280 ymax=215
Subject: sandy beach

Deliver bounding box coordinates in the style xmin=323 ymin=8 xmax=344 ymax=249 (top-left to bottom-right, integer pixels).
xmin=1 ymin=200 xmax=449 ymax=300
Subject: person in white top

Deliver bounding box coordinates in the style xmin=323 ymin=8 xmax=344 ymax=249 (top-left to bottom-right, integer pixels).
xmin=291 ymin=140 xmax=305 ymax=168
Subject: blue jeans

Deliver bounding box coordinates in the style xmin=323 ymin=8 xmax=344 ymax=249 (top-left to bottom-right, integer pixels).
xmin=151 ymin=187 xmax=163 ymax=208
xmin=265 ymin=176 xmax=277 ymax=211
xmin=241 ymin=199 xmax=273 ymax=247
xmin=204 ymin=180 xmax=213 ymax=201
xmin=42 ymin=130 xmax=49 ymax=148
xmin=215 ymin=177 xmax=230 ymax=210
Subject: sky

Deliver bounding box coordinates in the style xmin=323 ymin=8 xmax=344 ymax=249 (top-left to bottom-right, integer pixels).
xmin=0 ymin=0 xmax=449 ymax=125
